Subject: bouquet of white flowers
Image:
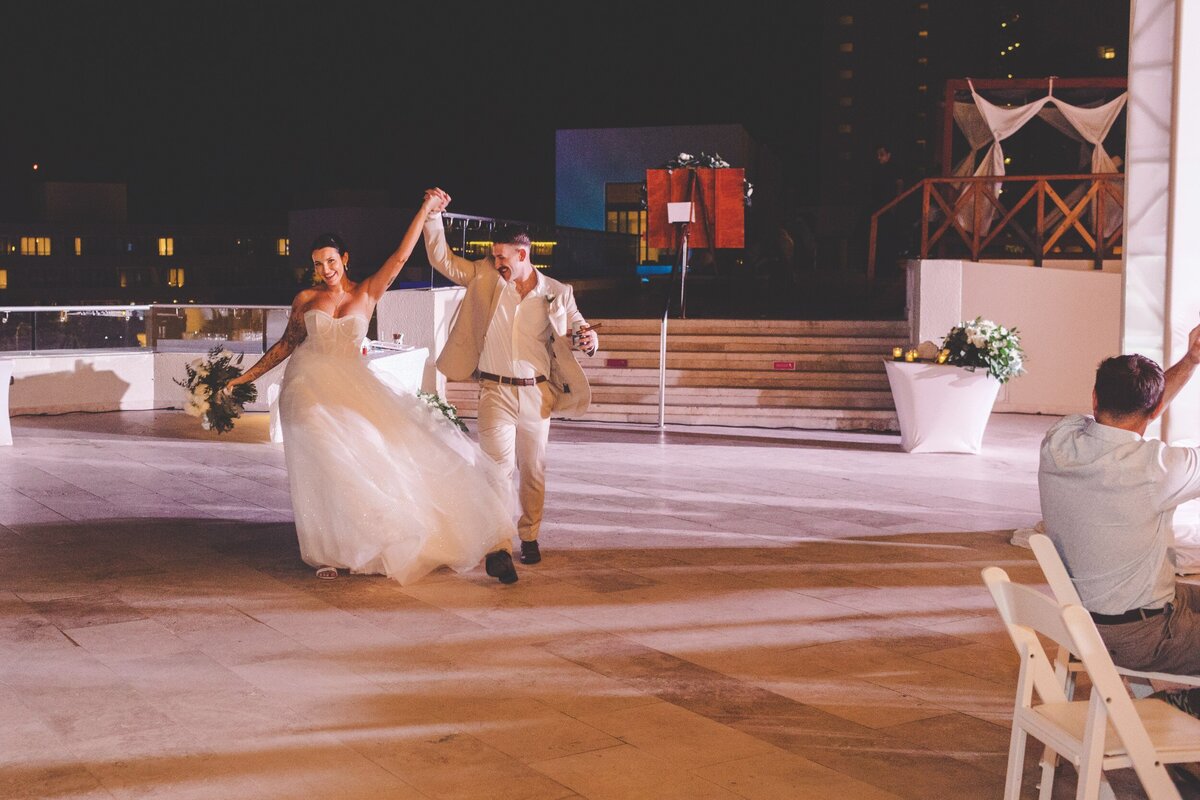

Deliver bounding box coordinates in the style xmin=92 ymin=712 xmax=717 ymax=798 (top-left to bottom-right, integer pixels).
xmin=417 ymin=390 xmax=468 ymax=433
xmin=941 ymin=317 xmax=1025 ymax=384
xmin=175 ymin=347 xmax=258 ymax=433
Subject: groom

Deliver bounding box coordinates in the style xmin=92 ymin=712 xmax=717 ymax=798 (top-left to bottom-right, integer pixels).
xmin=422 ymin=188 xmax=597 ymax=568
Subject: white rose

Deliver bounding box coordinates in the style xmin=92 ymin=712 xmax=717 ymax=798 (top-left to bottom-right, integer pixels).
xmin=969 ymin=333 xmax=988 ymax=349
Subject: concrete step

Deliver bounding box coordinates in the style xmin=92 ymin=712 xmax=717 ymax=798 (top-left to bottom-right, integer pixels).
xmin=446 ymin=386 xmax=894 ymax=410
xmin=590 ymin=318 xmax=909 ymax=337
xmin=594 ymin=334 xmax=904 ymax=354
xmin=579 ymin=407 xmax=898 ymax=431
xmin=589 ymin=351 xmax=891 ymax=371
xmin=578 ymin=368 xmax=891 ymax=389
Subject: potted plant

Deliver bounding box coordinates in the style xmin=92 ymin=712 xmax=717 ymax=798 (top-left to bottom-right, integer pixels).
xmin=884 ymin=318 xmax=1024 ymax=453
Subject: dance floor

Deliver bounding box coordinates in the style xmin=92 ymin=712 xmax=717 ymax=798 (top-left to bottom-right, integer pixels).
xmin=0 ymin=410 xmax=1153 ymax=799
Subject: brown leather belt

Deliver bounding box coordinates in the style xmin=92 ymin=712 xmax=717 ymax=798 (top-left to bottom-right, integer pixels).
xmin=478 ymin=371 xmax=547 ymax=387
xmin=1090 ymin=605 xmax=1168 ymax=625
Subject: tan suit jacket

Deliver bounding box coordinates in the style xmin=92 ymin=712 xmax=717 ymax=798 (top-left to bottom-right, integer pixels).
xmin=423 ymin=214 xmax=594 ymax=418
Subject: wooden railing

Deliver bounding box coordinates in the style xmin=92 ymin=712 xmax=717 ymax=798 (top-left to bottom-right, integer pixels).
xmin=868 ymin=173 xmax=1124 ymax=288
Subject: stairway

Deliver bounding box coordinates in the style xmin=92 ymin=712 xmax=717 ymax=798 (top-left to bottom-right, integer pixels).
xmin=445 ymin=318 xmax=905 ymax=431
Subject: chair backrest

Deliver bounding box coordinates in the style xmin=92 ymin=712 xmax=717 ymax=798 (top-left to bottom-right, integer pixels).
xmin=1060 ymin=602 xmax=1182 ymax=798
xmin=1029 ymin=532 xmax=1085 ymax=607
xmin=982 ymin=566 xmax=1073 ymax=706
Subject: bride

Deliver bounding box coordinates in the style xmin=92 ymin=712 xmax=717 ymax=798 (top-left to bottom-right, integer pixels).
xmin=224 ymin=194 xmax=520 ymax=585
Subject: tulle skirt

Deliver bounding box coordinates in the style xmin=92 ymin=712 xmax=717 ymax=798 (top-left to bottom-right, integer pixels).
xmin=279 ymin=345 xmax=515 ymax=585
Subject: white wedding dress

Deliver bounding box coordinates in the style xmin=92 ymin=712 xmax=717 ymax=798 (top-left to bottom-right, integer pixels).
xmin=278 ymin=309 xmax=516 ymax=585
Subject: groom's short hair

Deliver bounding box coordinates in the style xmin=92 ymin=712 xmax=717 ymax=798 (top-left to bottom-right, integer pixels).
xmin=1094 ymin=354 xmax=1164 ymax=418
xmin=493 ymin=225 xmax=531 ymax=249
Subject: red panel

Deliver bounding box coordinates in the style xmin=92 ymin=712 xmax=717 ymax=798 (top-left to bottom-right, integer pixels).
xmin=645 ymin=168 xmax=745 ymax=250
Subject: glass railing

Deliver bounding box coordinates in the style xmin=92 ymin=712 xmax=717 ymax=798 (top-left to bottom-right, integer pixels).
xmin=0 ymin=306 xmax=150 ymax=353
xmin=0 ymin=304 xmax=292 ymax=355
xmin=148 ymin=304 xmax=290 ymax=354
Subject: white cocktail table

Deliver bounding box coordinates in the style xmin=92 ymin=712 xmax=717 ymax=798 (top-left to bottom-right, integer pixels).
xmin=884 ymin=359 xmax=1001 ymax=454
xmin=268 ymin=347 xmax=429 ymax=444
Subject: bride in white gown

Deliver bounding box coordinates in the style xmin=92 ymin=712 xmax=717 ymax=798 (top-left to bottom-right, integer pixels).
xmin=224 ymin=194 xmax=520 ymax=585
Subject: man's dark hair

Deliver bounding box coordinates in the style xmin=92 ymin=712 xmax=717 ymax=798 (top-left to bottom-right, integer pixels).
xmin=310 ymin=232 xmax=348 ymax=255
xmin=1094 ymin=354 xmax=1165 ymax=418
xmin=493 ymin=224 xmax=531 ymax=248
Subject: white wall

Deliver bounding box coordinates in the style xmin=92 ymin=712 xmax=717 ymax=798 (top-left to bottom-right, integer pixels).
xmin=8 ymin=352 xmax=156 ymax=414
xmin=908 ymin=260 xmax=1123 ymax=415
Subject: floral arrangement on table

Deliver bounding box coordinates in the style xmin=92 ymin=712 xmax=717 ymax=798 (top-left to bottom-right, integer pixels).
xmin=418 ymin=390 xmax=468 ymax=433
xmin=175 ymin=347 xmax=257 ymax=433
xmin=641 ymin=151 xmax=755 ymax=208
xmin=940 ymin=317 xmax=1025 ymax=384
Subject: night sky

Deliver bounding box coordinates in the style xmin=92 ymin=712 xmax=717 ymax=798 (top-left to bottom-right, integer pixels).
xmin=5 ymin=1 xmax=818 ymax=225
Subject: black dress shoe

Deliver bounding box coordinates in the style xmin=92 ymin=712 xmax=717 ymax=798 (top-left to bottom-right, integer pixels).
xmin=520 ymin=540 xmax=541 ymax=564
xmin=485 ymin=550 xmax=518 ymax=584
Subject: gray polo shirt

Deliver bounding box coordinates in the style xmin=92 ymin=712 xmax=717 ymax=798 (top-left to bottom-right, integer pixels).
xmin=1038 ymin=414 xmax=1200 ymax=615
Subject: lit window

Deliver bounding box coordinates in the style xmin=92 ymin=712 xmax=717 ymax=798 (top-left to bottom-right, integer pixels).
xmin=158 ymin=237 xmax=174 ymax=256
xmin=918 ymin=2 xmax=929 ymax=8
xmin=0 ymin=269 xmax=7 ymax=290
xmin=838 ymin=96 xmax=853 ymax=107
xmin=74 ymin=237 xmax=82 ymax=256
xmin=839 ymin=69 xmax=854 ymax=80
xmin=916 ymin=56 xmax=928 ymax=65
xmin=918 ymin=30 xmax=928 ymax=38
xmin=838 ymin=15 xmax=854 ymax=25
xmin=20 ymin=237 xmax=51 ymax=256
xmin=838 ymin=42 xmax=853 ymax=53
xmin=916 ymin=138 xmax=928 ymax=146
xmin=168 ymin=268 xmax=185 ymax=288
xmin=1098 ymin=45 xmax=1116 ymax=60
xmin=277 ymin=237 xmax=289 ymax=256
xmin=917 ymin=84 xmax=928 ymax=93
xmin=119 ymin=271 xmax=128 ymax=288
xmin=838 ymin=123 xmax=853 ymax=134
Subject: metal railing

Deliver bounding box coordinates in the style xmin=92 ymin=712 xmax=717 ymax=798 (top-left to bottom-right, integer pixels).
xmin=868 ymin=173 xmax=1125 ymax=288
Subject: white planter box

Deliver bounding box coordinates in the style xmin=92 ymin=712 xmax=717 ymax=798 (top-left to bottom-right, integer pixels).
xmin=884 ymin=360 xmax=1002 ymax=454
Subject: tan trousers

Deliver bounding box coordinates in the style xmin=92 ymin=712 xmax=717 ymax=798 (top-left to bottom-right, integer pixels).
xmin=476 ymin=381 xmax=553 ymax=542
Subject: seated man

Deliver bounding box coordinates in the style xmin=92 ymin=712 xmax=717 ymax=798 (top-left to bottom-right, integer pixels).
xmin=1040 ymin=324 xmax=1200 ymax=697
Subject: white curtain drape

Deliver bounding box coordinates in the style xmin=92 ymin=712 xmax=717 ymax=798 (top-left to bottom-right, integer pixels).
xmin=949 ymin=81 xmax=1127 ymax=237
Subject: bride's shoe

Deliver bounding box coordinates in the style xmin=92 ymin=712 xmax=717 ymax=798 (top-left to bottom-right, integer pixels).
xmin=315 ymin=566 xmax=338 ymax=580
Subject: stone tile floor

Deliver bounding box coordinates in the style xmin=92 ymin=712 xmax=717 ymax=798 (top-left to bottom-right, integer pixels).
xmin=0 ymin=410 xmax=1173 ymax=798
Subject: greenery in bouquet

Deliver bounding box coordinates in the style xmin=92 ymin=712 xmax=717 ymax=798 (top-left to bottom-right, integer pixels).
xmin=174 ymin=347 xmax=258 ymax=434
xmin=418 ymin=390 xmax=468 ymax=433
xmin=941 ymin=317 xmax=1025 ymax=384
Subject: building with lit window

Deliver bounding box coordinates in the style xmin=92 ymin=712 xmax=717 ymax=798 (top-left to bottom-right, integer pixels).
xmin=0 ymin=182 xmax=294 ymax=305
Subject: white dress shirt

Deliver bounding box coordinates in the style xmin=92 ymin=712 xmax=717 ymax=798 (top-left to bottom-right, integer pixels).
xmin=1039 ymin=414 xmax=1200 ymax=614
xmin=478 ymin=270 xmax=552 ymax=379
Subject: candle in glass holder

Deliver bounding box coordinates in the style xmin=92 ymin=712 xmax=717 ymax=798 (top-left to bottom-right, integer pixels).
xmin=904 ymin=349 xmax=916 ymax=362
xmin=936 ymin=349 xmax=949 ymax=364
xmin=892 ymin=346 xmax=904 ymax=360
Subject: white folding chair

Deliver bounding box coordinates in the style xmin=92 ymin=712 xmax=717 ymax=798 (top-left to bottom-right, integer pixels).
xmin=1028 ymin=533 xmax=1200 ymax=697
xmin=984 ymin=566 xmax=1200 ymax=800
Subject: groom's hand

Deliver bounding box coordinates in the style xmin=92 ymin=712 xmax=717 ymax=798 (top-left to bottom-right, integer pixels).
xmin=423 ymin=187 xmax=451 ymax=216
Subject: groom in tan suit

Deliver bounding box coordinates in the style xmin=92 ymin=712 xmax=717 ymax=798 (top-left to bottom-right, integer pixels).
xmin=422 ymin=188 xmax=597 ymax=565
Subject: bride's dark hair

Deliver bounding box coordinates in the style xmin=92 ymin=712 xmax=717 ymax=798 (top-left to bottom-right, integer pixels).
xmin=310 ymin=232 xmax=348 ymax=256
